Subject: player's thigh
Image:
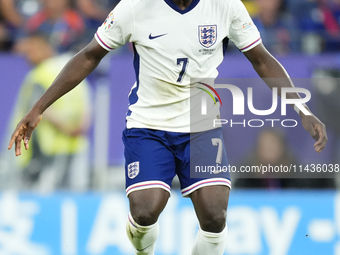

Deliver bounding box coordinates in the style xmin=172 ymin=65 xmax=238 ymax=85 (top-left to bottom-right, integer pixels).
xmin=123 ymin=128 xmax=176 ymax=225
xmin=129 ymin=188 xmax=170 ymax=226
xmin=190 ymin=185 xmax=230 ymax=232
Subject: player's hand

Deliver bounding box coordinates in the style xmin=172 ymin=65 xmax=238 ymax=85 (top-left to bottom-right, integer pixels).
xmin=300 ymin=113 xmax=327 ymax=153
xmin=8 ymin=110 xmax=42 ymax=156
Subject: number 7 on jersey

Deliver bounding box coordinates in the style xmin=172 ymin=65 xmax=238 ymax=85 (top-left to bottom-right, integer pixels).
xmin=177 ymin=58 xmax=188 ymax=82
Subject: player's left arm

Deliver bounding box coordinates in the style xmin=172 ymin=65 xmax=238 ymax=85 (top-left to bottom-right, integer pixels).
xmin=243 ymin=42 xmax=327 ymax=153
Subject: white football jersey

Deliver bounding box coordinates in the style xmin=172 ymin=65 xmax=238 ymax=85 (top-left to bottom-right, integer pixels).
xmin=95 ymin=0 xmax=261 ymax=132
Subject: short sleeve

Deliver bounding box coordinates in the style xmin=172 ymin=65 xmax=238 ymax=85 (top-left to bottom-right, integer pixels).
xmin=228 ymin=0 xmax=261 ymax=52
xmin=95 ymin=0 xmax=134 ymax=51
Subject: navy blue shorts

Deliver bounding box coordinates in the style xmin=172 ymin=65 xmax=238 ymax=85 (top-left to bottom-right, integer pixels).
xmin=122 ymin=127 xmax=231 ymax=197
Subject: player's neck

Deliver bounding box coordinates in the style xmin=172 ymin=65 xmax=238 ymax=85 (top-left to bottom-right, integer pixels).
xmin=171 ymin=0 xmax=194 ymax=10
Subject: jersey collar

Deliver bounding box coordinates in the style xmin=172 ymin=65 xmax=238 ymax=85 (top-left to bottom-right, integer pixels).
xmin=164 ymin=0 xmax=200 ymax=14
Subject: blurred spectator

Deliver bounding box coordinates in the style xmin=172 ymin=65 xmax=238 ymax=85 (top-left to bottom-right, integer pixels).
xmin=0 ymin=0 xmax=40 ymax=51
xmin=24 ymin=0 xmax=84 ymax=53
xmin=76 ymin=0 xmax=119 ymax=46
xmin=242 ymin=0 xmax=258 ymax=16
xmin=0 ymin=0 xmax=23 ymax=50
xmin=312 ymin=68 xmax=340 ymax=164
xmin=288 ymin=0 xmax=340 ymax=53
xmin=315 ymin=0 xmax=340 ymax=51
xmin=0 ymin=22 xmax=10 ymax=50
xmin=234 ymin=128 xmax=335 ymax=189
xmin=10 ymin=34 xmax=91 ymax=192
xmin=252 ymin=0 xmax=299 ymax=55
xmin=0 ymin=0 xmax=23 ymax=27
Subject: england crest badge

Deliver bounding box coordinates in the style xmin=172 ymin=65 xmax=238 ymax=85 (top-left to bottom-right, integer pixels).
xmin=199 ymin=25 xmax=217 ymax=48
xmin=128 ymin=161 xmax=140 ymax=179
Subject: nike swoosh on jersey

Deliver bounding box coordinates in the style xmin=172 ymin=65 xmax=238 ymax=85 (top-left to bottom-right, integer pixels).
xmin=149 ymin=33 xmax=167 ymax=40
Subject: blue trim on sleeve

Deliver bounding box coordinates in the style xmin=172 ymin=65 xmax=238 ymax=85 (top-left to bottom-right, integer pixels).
xmin=95 ymin=32 xmax=114 ymax=51
xmin=164 ymin=0 xmax=200 ymax=14
xmin=127 ymin=43 xmax=140 ymax=117
xmin=222 ymin=37 xmax=229 ymax=56
xmin=240 ymin=38 xmax=261 ymax=51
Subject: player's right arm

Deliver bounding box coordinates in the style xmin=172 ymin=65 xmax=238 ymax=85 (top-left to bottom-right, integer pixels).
xmin=8 ymin=38 xmax=109 ymax=156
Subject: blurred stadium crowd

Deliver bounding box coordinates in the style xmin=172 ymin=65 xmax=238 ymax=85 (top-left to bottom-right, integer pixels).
xmin=0 ymin=0 xmax=120 ymax=52
xmin=0 ymin=0 xmax=339 ymax=192
xmin=1 ymin=0 xmax=340 ymax=54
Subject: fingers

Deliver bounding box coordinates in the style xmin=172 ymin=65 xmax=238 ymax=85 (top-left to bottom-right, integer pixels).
xmin=302 ymin=115 xmax=328 ymax=153
xmin=313 ymin=124 xmax=328 ymax=153
xmin=8 ymin=129 xmax=20 ymax=150
xmin=24 ymin=139 xmax=29 ymax=150
xmin=15 ymin=134 xmax=23 ymax=156
xmin=24 ymin=125 xmax=34 ymax=150
xmin=8 ymin=114 xmax=41 ymax=156
xmin=8 ymin=124 xmax=27 ymax=156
